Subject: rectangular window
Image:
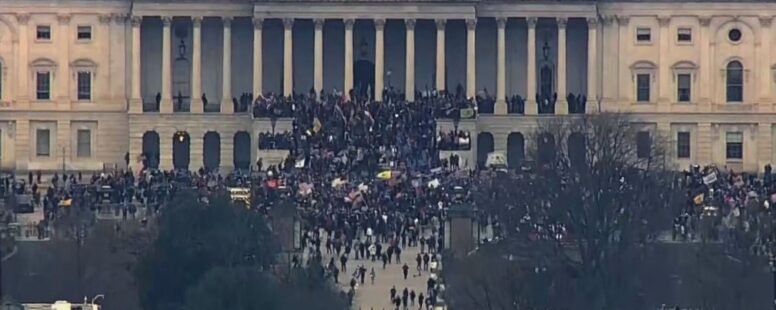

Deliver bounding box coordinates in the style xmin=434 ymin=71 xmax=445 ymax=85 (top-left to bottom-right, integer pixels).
xmin=636 ymin=28 xmax=651 ymax=42
xmin=677 ymin=132 xmax=691 ymax=159
xmin=77 ymin=129 xmax=91 ymax=158
xmin=636 ymin=74 xmax=651 ymax=102
xmin=36 ymin=129 xmax=50 ymax=157
xmin=726 ymin=132 xmax=743 ymax=160
xmin=77 ymin=71 xmax=91 ymax=101
xmin=637 ymin=131 xmax=651 ymax=159
xmin=77 ymin=26 xmax=92 ymax=40
xmin=677 ymin=28 xmax=692 ymax=42
xmin=36 ymin=72 xmax=51 ymax=100
xmin=36 ymin=25 xmax=51 ymax=40
xmin=677 ymin=74 xmax=691 ymax=102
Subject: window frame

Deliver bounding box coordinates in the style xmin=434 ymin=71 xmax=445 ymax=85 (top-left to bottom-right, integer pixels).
xmin=677 ymin=27 xmax=693 ymax=44
xmin=36 ymin=25 xmax=52 ymax=41
xmin=636 ymin=131 xmax=651 ymax=159
xmin=35 ymin=128 xmax=51 ymax=157
xmin=676 ymin=131 xmax=691 ymax=159
xmin=636 ymin=74 xmax=651 ymax=102
xmin=77 ymin=71 xmax=92 ymax=101
xmin=76 ymin=25 xmax=92 ymax=41
xmin=725 ymin=131 xmax=743 ymax=160
xmin=676 ymin=73 xmax=692 ymax=103
xmin=76 ymin=129 xmax=92 ymax=158
xmin=36 ymin=71 xmax=51 ymax=101
xmin=636 ymin=27 xmax=652 ymax=43
xmin=726 ymin=61 xmax=744 ymax=103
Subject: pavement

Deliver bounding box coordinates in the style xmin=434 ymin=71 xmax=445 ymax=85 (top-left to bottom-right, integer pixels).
xmin=316 ymin=231 xmax=436 ymax=310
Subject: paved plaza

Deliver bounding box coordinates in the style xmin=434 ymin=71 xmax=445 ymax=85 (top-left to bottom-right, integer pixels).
xmin=316 ymin=231 xmax=437 ymax=310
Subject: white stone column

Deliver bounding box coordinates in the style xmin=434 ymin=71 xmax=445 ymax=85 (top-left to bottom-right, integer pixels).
xmin=191 ymin=16 xmax=203 ymax=113
xmin=283 ymin=18 xmax=294 ymax=97
xmin=556 ymin=17 xmax=568 ymax=114
xmin=130 ymin=16 xmax=142 ymax=112
xmin=657 ymin=16 xmax=671 ymax=106
xmin=57 ymin=14 xmax=71 ymax=105
xmin=314 ymin=19 xmax=324 ymax=94
xmin=586 ymin=17 xmax=598 ymax=113
xmin=99 ymin=14 xmax=112 ymax=102
xmin=16 ymin=14 xmax=30 ymax=104
xmin=375 ymin=19 xmax=385 ymax=101
xmin=617 ymin=15 xmax=630 ymax=102
xmin=495 ymin=17 xmax=507 ymax=114
xmin=405 ymin=19 xmax=416 ymax=102
xmin=435 ymin=19 xmax=446 ymax=91
xmin=525 ymin=17 xmax=537 ymax=115
xmin=759 ymin=16 xmax=773 ymax=103
xmin=220 ymin=133 xmax=235 ymax=173
xmin=698 ymin=16 xmax=711 ymax=105
xmin=466 ymin=19 xmax=476 ymax=99
xmin=160 ymin=16 xmax=173 ymax=113
xmin=344 ymin=19 xmax=354 ymax=100
xmin=253 ymin=18 xmax=264 ymax=99
xmin=221 ymin=17 xmax=234 ymax=113
xmin=189 ymin=133 xmax=203 ymax=171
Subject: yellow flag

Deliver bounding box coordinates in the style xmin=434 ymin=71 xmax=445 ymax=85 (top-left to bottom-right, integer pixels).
xmin=377 ymin=170 xmax=392 ymax=180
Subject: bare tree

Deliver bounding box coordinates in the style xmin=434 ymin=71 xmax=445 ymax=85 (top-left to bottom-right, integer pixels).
xmin=468 ymin=113 xmax=682 ymax=309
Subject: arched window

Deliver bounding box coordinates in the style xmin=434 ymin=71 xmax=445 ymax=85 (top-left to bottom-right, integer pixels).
xmin=726 ymin=61 xmax=743 ymax=102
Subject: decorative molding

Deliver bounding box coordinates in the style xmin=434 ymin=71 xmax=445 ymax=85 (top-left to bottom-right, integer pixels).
xmin=313 ymin=18 xmax=324 ymax=30
xmin=161 ymin=16 xmax=172 ymax=27
xmin=98 ymin=14 xmax=112 ymax=25
xmin=344 ymin=19 xmax=355 ymax=30
xmin=192 ymin=16 xmax=203 ymax=28
xmin=496 ymin=17 xmax=507 ymax=29
xmin=435 ymin=18 xmax=446 ymax=30
xmin=405 ymin=19 xmax=416 ymax=31
xmin=16 ymin=13 xmax=30 ymax=25
xmin=526 ymin=17 xmax=538 ymax=29
xmin=111 ymin=14 xmax=126 ymax=25
xmin=586 ymin=17 xmax=598 ymax=27
xmin=556 ymin=17 xmax=567 ymax=29
xmin=466 ymin=19 xmax=477 ymax=31
xmin=657 ymin=16 xmax=671 ymax=27
xmin=602 ymin=15 xmax=615 ymax=26
xmin=283 ymin=18 xmax=294 ymax=30
xmin=617 ymin=15 xmax=629 ymax=26
xmin=57 ymin=14 xmax=71 ymax=25
xmin=374 ymin=19 xmax=385 ymax=31
xmin=130 ymin=16 xmax=142 ymax=27
xmin=222 ymin=16 xmax=233 ymax=28
xmin=698 ymin=16 xmax=711 ymax=27
xmin=760 ymin=16 xmax=773 ymax=28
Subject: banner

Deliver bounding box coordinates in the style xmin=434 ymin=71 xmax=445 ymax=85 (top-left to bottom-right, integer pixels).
xmin=460 ymin=108 xmax=475 ymax=119
xmin=702 ymin=172 xmax=717 ymax=185
xmin=377 ymin=170 xmax=393 ymax=180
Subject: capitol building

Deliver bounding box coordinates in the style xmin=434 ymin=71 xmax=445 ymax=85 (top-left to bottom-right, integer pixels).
xmin=0 ymin=0 xmax=774 ymax=173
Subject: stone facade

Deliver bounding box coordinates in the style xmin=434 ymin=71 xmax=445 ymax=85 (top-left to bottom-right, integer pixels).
xmin=0 ymin=0 xmax=774 ymax=172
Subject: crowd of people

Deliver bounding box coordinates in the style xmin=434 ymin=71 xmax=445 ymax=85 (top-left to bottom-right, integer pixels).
xmin=258 ymin=131 xmax=294 ymax=150
xmin=436 ymin=131 xmax=471 ymax=151
xmin=675 ymin=164 xmax=776 ymax=256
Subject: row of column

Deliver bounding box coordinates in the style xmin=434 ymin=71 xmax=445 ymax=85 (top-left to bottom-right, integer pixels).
xmin=128 ymin=16 xmax=598 ymax=116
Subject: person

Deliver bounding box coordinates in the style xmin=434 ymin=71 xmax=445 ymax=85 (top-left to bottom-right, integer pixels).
xmin=402 ymin=263 xmax=409 ymax=279
xmin=410 ymin=290 xmax=416 ymax=307
xmin=416 ymin=253 xmax=422 ymax=271
xmin=390 ymin=285 xmax=397 ymax=302
xmin=417 ymin=292 xmax=424 ymax=310
xmin=332 ymin=266 xmax=339 ymax=283
xmin=423 ymin=253 xmax=430 ymax=271
xmin=340 ymin=253 xmax=348 ymax=272
xmin=382 ymin=253 xmax=388 ymax=269
xmin=370 ymin=267 xmax=376 ymax=284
